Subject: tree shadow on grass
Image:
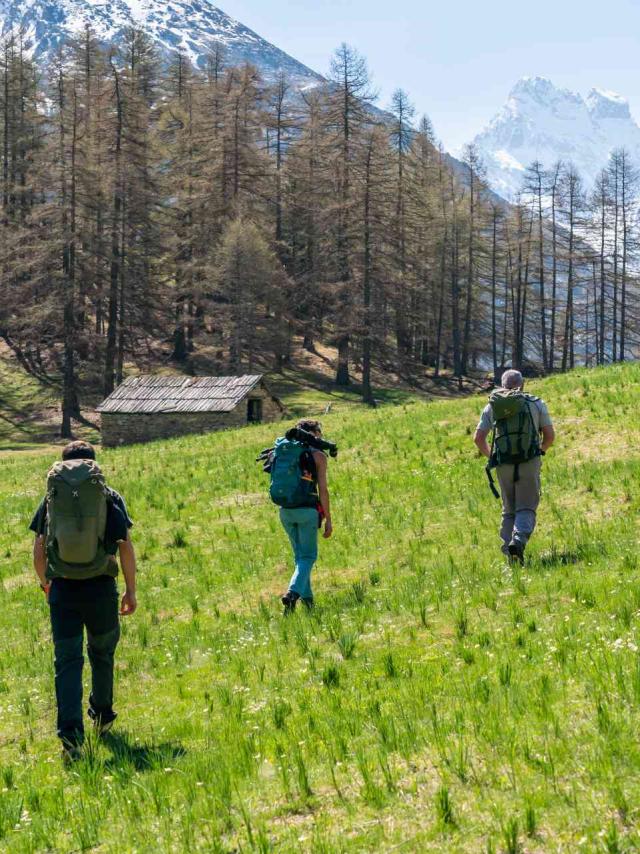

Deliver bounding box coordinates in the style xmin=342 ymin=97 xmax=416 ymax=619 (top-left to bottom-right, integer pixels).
xmin=102 ymin=731 xmax=186 ymax=773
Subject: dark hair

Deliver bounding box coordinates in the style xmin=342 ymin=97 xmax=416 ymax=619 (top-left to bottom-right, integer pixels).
xmin=62 ymin=440 xmax=96 ymax=461
xmin=296 ymin=419 xmax=322 ymax=435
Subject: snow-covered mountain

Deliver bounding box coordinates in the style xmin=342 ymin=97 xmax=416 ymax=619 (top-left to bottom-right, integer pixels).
xmin=0 ymin=0 xmax=323 ymax=86
xmin=471 ymin=77 xmax=640 ymax=200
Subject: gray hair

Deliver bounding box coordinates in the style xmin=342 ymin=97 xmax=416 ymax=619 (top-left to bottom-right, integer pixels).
xmin=501 ymin=369 xmax=524 ymax=390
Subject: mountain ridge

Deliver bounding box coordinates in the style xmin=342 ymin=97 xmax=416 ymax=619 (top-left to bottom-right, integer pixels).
xmin=0 ymin=0 xmax=323 ymax=86
xmin=470 ymin=76 xmax=640 ymax=199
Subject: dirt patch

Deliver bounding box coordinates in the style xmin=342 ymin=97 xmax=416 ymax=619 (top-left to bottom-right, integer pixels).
xmin=2 ymin=573 xmax=32 ymax=592
xmin=215 ymin=492 xmax=266 ymax=508
xmin=563 ymin=431 xmax=640 ymax=464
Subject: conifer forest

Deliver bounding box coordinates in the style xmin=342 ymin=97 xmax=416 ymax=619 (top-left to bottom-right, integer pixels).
xmin=1 ymin=31 xmax=638 ymax=432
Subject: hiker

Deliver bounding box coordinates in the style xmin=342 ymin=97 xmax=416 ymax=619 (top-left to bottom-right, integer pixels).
xmin=258 ymin=420 xmax=336 ymax=613
xmin=30 ymin=440 xmax=137 ymax=761
xmin=474 ymin=369 xmax=555 ymax=562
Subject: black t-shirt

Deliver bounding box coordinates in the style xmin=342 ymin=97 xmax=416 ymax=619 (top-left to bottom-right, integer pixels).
xmin=30 ymin=488 xmax=133 ymax=556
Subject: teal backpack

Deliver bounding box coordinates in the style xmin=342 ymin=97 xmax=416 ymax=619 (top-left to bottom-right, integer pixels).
xmin=269 ymin=438 xmax=319 ymax=509
xmin=486 ymin=389 xmax=542 ymax=498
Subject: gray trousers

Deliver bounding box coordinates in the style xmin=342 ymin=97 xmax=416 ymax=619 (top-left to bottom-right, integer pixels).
xmin=496 ymin=457 xmax=542 ymax=553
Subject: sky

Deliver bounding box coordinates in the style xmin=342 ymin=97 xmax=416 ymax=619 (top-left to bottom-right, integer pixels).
xmin=222 ymin=0 xmax=640 ymax=152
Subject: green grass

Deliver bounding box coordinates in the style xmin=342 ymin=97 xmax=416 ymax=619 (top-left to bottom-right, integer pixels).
xmin=0 ymin=359 xmax=59 ymax=450
xmin=2 ymin=363 xmax=640 ymax=851
xmin=268 ymin=366 xmax=429 ymax=416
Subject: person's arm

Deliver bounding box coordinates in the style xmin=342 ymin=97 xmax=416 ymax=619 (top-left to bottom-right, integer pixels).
xmin=118 ymin=538 xmax=138 ymax=615
xmin=33 ymin=535 xmax=49 ymax=592
xmin=30 ymin=500 xmax=50 ymax=595
xmin=474 ymin=428 xmax=492 ymax=459
xmin=541 ymin=424 xmax=555 ymax=453
xmin=313 ymin=451 xmax=332 ymax=539
xmin=537 ymin=401 xmax=555 ymax=454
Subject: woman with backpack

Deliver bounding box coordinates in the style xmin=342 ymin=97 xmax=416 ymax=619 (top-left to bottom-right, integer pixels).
xmin=262 ymin=419 xmax=334 ymax=613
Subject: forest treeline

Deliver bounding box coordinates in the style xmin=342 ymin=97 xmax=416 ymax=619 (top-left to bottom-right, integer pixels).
xmin=0 ymin=29 xmax=638 ymax=434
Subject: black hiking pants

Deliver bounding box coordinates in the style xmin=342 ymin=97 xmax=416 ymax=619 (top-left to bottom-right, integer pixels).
xmin=49 ymin=576 xmax=120 ymax=747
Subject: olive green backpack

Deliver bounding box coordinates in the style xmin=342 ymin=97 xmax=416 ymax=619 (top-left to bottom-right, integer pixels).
xmin=485 ymin=389 xmax=542 ymax=498
xmin=45 ymin=460 xmax=111 ymax=579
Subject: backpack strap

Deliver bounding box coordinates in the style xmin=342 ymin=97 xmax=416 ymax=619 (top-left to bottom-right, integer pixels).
xmin=486 ymin=426 xmax=500 ymax=499
xmin=524 ymin=400 xmax=542 ymax=460
xmin=516 ymin=409 xmax=525 ymax=460
xmin=486 ymin=463 xmax=500 ymax=500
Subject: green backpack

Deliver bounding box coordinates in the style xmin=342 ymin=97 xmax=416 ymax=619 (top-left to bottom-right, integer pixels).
xmin=485 ymin=390 xmax=542 ymax=498
xmin=269 ymin=438 xmax=319 ymax=509
xmin=45 ymin=459 xmax=111 ymax=580
xmin=488 ymin=389 xmax=541 ymax=467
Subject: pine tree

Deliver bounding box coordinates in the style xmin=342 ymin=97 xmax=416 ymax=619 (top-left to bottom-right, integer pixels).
xmin=325 ymin=43 xmax=375 ymax=386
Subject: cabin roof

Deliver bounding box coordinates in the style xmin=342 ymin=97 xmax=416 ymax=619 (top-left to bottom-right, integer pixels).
xmin=97 ymin=374 xmax=266 ymax=415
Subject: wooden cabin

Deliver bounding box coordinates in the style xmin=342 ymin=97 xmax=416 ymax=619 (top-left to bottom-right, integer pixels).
xmin=97 ymin=374 xmax=284 ymax=446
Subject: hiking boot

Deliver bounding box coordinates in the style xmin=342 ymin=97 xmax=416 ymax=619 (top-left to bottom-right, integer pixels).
xmin=61 ymin=743 xmax=82 ymax=765
xmin=88 ymin=704 xmax=117 ymax=737
xmin=508 ymin=539 xmax=525 ymax=565
xmin=281 ymin=591 xmax=299 ymax=614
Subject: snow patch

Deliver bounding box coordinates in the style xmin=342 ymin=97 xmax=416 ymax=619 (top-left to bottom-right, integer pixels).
xmin=493 ymin=149 xmax=525 ymax=172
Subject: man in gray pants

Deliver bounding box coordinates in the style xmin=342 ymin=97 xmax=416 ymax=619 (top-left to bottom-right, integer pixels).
xmin=474 ymin=370 xmax=555 ymax=561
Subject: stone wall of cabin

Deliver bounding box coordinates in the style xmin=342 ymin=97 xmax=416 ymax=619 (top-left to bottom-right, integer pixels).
xmin=101 ymin=386 xmax=284 ymax=447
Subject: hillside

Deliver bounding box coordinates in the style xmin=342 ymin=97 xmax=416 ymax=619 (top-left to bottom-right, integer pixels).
xmin=1 ymin=364 xmax=640 ymax=851
xmin=0 ymin=344 xmax=486 ymax=451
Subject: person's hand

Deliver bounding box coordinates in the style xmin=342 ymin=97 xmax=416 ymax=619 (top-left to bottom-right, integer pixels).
xmin=40 ymin=582 xmax=51 ymax=603
xmin=323 ymin=519 xmax=333 ymax=539
xmin=120 ymin=590 xmax=137 ymax=616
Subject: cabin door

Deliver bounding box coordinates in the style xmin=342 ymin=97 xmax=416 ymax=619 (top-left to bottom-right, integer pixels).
xmin=247 ymin=398 xmax=263 ymax=423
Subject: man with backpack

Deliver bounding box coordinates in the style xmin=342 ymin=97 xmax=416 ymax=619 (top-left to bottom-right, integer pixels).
xmin=259 ymin=420 xmax=335 ymax=613
xmin=30 ymin=440 xmax=137 ymax=761
xmin=474 ymin=370 xmax=555 ymax=563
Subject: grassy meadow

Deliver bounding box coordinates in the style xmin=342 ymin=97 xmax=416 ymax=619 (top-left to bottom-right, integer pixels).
xmin=1 ymin=364 xmax=640 ymax=851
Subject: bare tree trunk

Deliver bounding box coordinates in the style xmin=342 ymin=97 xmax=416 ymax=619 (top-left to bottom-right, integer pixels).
xmin=549 ymin=167 xmax=560 ymax=371
xmin=116 ymin=195 xmax=127 ymax=386
xmin=361 ymin=136 xmax=376 ymax=405
xmin=433 ymin=235 xmax=447 ymax=378
xmin=611 ymin=157 xmax=619 ymax=361
xmin=619 ymin=152 xmax=628 ymax=362
xmin=490 ymin=207 xmax=499 ymax=378
xmin=598 ymin=179 xmax=607 ymax=364
xmin=61 ymin=76 xmax=81 ymax=437
xmin=461 ymin=155 xmax=477 ymax=374
xmin=103 ymin=63 xmax=123 ymax=396
xmin=535 ymin=169 xmax=548 ymax=370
